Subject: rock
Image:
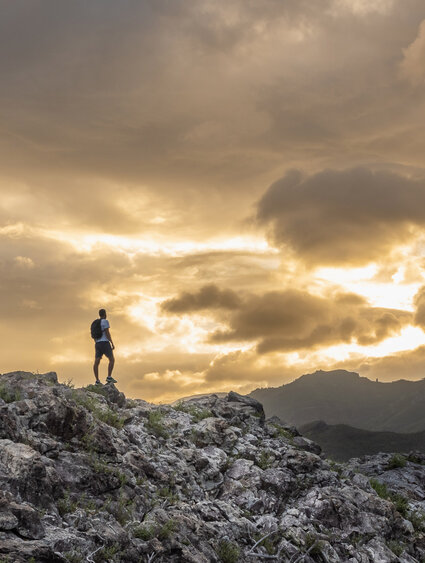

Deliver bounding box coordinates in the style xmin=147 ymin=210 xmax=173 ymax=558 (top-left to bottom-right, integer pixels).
xmin=226 ymin=458 xmax=254 ymax=480
xmin=0 ymin=371 xmax=425 ymax=562
xmin=99 ymin=382 xmax=126 ymax=408
xmin=227 ymin=390 xmax=265 ymax=422
xmin=0 ymin=511 xmax=19 ymax=531
xmin=292 ymin=435 xmax=322 ymax=455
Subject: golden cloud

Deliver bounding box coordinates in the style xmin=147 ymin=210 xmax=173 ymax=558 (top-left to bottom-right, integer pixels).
xmin=162 ymin=284 xmax=412 ymax=353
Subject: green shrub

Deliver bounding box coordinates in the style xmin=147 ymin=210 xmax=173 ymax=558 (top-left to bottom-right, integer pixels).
xmin=252 ymin=532 xmax=278 ymax=555
xmin=304 ymin=533 xmax=324 ymax=556
xmin=146 ymin=410 xmax=169 ymax=439
xmin=156 ymin=485 xmax=178 ymax=504
xmin=392 ymin=493 xmax=409 ymax=518
xmin=133 ymin=519 xmax=177 ymax=541
xmin=94 ymin=545 xmax=121 ymax=563
xmin=407 ymin=453 xmax=425 ymax=465
xmin=174 ymin=402 xmax=213 ymax=422
xmin=409 ymin=510 xmax=425 ymax=531
xmin=134 ymin=523 xmax=157 ymax=540
xmin=57 ymin=490 xmax=78 ymax=516
xmin=71 ymin=390 xmax=124 ymax=429
xmin=96 ymin=408 xmax=125 ymax=429
xmin=256 ymin=450 xmax=273 ymax=470
xmin=112 ymin=494 xmax=135 ymax=526
xmin=88 ymin=453 xmax=113 ymax=475
xmin=58 ymin=490 xmax=99 ymax=517
xmin=328 ymin=460 xmax=343 ymax=475
xmin=158 ymin=519 xmax=177 ymax=540
xmin=64 ymin=552 xmax=84 ymax=563
xmin=270 ymin=423 xmax=294 ymax=441
xmin=386 ymin=454 xmax=407 ymax=470
xmin=71 ymin=390 xmax=98 ymax=411
xmin=84 ymin=384 xmax=108 ymax=397
xmin=370 ymin=478 xmax=389 ymax=499
xmin=387 ymin=540 xmax=404 ymax=557
xmin=216 ymin=540 xmax=240 ymax=563
xmin=370 ymin=479 xmax=409 ymax=517
xmin=0 ymin=385 xmax=21 ymax=403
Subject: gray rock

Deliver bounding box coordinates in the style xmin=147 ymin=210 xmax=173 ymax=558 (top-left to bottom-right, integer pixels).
xmin=0 ymin=370 xmax=424 ymax=562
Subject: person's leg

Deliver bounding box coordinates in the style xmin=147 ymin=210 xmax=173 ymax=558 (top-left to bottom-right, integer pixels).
xmin=107 ymin=351 xmax=115 ymax=378
xmin=93 ymin=357 xmax=101 ymax=381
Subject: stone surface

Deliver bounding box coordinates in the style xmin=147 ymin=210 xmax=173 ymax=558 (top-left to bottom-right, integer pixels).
xmin=0 ymin=371 xmax=425 ymax=562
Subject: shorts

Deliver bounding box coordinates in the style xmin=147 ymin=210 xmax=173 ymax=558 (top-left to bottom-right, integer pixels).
xmin=95 ymin=341 xmax=113 ymax=359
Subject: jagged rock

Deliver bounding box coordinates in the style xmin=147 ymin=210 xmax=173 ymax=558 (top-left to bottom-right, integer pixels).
xmin=1 ymin=370 xmax=425 ymax=562
xmin=227 ymin=390 xmax=265 ymax=422
xmin=100 ymin=382 xmax=126 ymax=408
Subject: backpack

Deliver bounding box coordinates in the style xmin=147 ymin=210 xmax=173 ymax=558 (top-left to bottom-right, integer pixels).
xmin=90 ymin=319 xmax=103 ymax=340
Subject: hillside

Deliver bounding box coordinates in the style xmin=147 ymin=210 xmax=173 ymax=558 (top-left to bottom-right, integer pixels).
xmin=301 ymin=420 xmax=425 ymax=461
xmin=1 ymin=371 xmax=425 ymax=562
xmin=250 ymin=369 xmax=425 ymax=432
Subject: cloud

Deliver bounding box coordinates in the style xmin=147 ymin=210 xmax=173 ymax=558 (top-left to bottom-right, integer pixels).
xmin=161 ymin=283 xmax=242 ymax=313
xmin=400 ymin=20 xmax=425 ymax=85
xmin=338 ymin=345 xmax=425 ymax=383
xmin=163 ymin=285 xmax=412 ymax=353
xmin=0 ymin=1 xmax=424 ymax=238
xmin=256 ymin=168 xmax=425 ymax=266
xmin=0 ymin=228 xmax=280 ymax=401
xmin=414 ymin=285 xmax=425 ymax=328
xmin=2 ymin=1 xmax=425 ymax=403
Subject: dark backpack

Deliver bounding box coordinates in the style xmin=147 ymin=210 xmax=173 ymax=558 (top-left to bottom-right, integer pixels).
xmin=90 ymin=319 xmax=103 ymax=340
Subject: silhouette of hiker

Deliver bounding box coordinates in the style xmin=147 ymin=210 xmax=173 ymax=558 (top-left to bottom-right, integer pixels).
xmin=92 ymin=309 xmax=116 ymax=385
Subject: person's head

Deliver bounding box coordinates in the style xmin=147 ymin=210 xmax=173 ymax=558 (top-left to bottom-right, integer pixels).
xmin=99 ymin=308 xmax=107 ymax=319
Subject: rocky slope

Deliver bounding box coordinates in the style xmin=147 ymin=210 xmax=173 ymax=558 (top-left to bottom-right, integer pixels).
xmin=1 ymin=371 xmax=425 ymax=562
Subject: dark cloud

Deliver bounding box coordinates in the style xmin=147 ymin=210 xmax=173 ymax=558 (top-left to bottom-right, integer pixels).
xmin=0 ymin=1 xmax=425 ymax=236
xmin=161 ymin=284 xmax=242 ymax=313
xmin=164 ymin=285 xmax=412 ymax=353
xmin=257 ymin=168 xmax=425 ymax=265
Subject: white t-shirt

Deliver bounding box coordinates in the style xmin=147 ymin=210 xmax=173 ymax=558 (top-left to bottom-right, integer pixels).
xmin=96 ymin=318 xmax=110 ymax=343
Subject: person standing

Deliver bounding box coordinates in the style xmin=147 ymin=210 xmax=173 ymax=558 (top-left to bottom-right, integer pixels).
xmin=92 ymin=308 xmax=116 ymax=385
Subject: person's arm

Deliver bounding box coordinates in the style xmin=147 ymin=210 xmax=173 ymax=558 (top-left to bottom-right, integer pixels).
xmin=105 ymin=328 xmax=115 ymax=349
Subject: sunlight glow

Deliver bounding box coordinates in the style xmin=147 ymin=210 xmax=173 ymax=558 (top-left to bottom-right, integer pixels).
xmin=316 ymin=264 xmax=378 ymax=283
xmin=316 ymin=326 xmax=425 ymax=363
xmin=316 ymin=264 xmax=421 ymax=310
xmin=127 ymin=297 xmax=251 ymax=356
xmin=42 ymin=229 xmax=276 ymax=257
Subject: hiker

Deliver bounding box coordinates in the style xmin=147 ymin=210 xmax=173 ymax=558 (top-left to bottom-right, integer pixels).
xmin=91 ymin=309 xmax=117 ymax=385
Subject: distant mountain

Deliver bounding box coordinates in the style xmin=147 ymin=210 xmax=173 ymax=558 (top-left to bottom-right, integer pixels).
xmin=250 ymin=369 xmax=425 ymax=433
xmin=300 ymin=420 xmax=425 ymax=461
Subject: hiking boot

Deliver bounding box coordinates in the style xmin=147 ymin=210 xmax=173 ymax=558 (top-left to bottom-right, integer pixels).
xmin=106 ymin=375 xmax=117 ymax=384
xmin=95 ymin=380 xmax=103 ymax=386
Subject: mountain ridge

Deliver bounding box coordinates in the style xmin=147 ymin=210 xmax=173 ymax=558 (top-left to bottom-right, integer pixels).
xmin=300 ymin=420 xmax=425 ymax=461
xmin=250 ymin=369 xmax=425 ymax=433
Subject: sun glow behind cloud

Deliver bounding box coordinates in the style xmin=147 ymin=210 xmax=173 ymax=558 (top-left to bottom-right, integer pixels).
xmin=315 ymin=264 xmax=424 ymax=310
xmin=44 ymin=230 xmax=277 ymax=257
xmin=317 ymin=326 xmax=425 ymax=363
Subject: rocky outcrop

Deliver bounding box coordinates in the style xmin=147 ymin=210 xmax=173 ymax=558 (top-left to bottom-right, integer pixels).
xmin=0 ymin=371 xmax=425 ymax=562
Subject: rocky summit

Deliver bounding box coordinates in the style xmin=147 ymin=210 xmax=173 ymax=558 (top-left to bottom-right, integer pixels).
xmin=1 ymin=373 xmax=425 ymax=562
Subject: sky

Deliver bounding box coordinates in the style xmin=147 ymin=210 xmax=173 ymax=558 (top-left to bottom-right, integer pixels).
xmin=2 ymin=0 xmax=425 ymax=402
